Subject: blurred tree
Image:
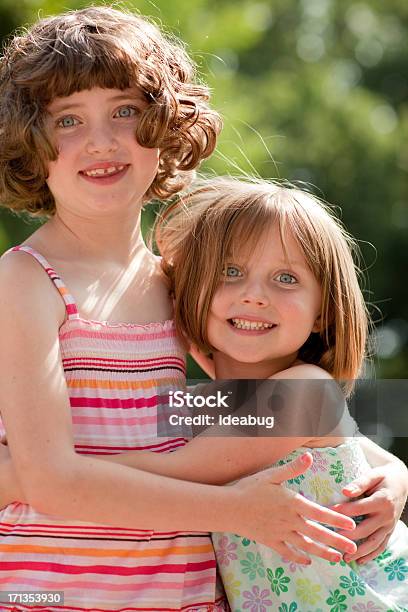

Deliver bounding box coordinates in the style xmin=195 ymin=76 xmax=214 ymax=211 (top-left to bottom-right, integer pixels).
xmin=0 ymin=0 xmax=407 ymax=461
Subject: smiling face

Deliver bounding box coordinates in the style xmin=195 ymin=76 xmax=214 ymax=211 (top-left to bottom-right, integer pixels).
xmin=45 ymin=87 xmax=160 ymax=218
xmin=207 ymin=223 xmax=322 ymax=377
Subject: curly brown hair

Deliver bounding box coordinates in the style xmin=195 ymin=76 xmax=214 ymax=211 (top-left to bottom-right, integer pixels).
xmin=0 ymin=6 xmax=222 ymax=216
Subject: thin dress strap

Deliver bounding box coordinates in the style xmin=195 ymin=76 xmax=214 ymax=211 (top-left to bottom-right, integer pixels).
xmin=5 ymin=245 xmax=79 ymax=320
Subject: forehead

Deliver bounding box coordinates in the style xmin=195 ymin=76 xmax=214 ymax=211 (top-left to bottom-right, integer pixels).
xmin=47 ymin=87 xmax=147 ymax=112
xmin=228 ymin=222 xmax=307 ymax=268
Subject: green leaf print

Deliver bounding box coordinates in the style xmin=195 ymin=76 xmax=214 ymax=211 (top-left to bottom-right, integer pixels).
xmin=326 ymin=589 xmax=348 ymax=612
xmin=329 ymin=460 xmax=344 ymax=484
xmin=339 ymin=570 xmax=366 ymax=597
xmin=267 ymin=566 xmax=290 ymax=596
xmin=384 ymin=558 xmax=408 ymax=581
xmin=330 ymin=559 xmax=347 ymax=568
xmin=278 ymin=603 xmax=298 ymax=612
xmin=240 ymin=551 xmax=266 ymax=580
xmin=374 ymin=550 xmax=392 ymax=565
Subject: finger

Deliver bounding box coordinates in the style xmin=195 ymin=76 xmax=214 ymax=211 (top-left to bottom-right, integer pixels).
xmin=351 ymin=539 xmax=389 ymax=565
xmin=297 ymin=496 xmax=356 ymax=531
xmin=274 ymin=541 xmax=311 ymax=565
xmin=337 ymin=516 xmax=390 ymax=541
xmin=303 ymin=519 xmax=357 ymax=555
xmin=330 ymin=493 xmax=383 ymax=517
xmin=343 ymin=528 xmax=389 ymax=563
xmin=267 ymin=453 xmax=313 ymax=484
xmin=289 ymin=532 xmax=343 ymax=563
xmin=342 ymin=473 xmax=384 ymax=497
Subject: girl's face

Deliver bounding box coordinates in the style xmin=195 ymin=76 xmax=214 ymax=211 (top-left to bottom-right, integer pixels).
xmin=45 ymin=87 xmax=159 ymax=218
xmin=207 ymin=223 xmax=322 ymax=377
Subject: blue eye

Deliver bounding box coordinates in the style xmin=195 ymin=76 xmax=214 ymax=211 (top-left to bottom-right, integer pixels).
xmin=276 ymin=273 xmax=297 ymax=284
xmin=57 ymin=116 xmax=78 ymax=128
xmin=114 ymin=106 xmax=138 ymax=118
xmin=222 ymin=265 xmax=243 ymax=278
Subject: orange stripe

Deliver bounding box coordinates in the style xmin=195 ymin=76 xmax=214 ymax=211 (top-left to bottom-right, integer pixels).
xmin=66 ymin=378 xmax=181 ymax=390
xmin=0 ymin=543 xmax=213 ymax=558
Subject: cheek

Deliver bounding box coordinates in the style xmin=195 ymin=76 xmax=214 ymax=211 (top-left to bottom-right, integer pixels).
xmin=284 ymin=294 xmax=318 ymax=327
xmin=134 ymin=145 xmax=160 ymax=179
xmin=209 ymin=286 xmax=232 ymax=320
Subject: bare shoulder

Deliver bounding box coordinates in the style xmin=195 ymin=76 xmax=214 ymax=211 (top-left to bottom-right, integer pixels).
xmin=0 ymin=250 xmax=64 ymax=328
xmin=270 ymin=363 xmax=334 ymax=381
xmin=141 ymin=251 xmax=173 ymax=321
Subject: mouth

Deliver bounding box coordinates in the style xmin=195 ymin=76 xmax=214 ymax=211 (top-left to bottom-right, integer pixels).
xmin=228 ymin=318 xmax=277 ymax=331
xmin=79 ymin=164 xmax=129 ymax=182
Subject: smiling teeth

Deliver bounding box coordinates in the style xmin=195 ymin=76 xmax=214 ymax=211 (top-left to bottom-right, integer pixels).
xmin=83 ymin=165 xmax=125 ymax=177
xmin=231 ymin=318 xmax=274 ymax=330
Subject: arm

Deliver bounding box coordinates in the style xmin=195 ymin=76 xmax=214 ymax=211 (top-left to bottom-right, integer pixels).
xmin=0 ymin=255 xmax=245 ymax=534
xmin=333 ymin=436 xmax=408 ymax=563
xmin=0 ymin=254 xmax=357 ymax=552
xmin=0 ymin=276 xmax=356 ymax=567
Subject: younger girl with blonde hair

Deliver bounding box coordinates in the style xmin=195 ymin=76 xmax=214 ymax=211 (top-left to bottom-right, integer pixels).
xmin=73 ymin=176 xmax=407 ymax=610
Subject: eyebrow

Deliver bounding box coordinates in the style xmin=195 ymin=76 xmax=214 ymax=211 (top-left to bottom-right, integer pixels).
xmin=226 ymin=256 xmax=309 ymax=270
xmin=48 ymin=93 xmax=146 ymax=114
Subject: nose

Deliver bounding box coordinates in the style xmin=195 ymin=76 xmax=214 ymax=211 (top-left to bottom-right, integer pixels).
xmin=85 ymin=123 xmax=119 ymax=155
xmin=240 ymin=284 xmax=270 ymax=307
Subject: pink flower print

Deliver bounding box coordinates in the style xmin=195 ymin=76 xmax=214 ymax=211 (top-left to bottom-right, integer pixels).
xmin=358 ymin=565 xmax=379 ymax=588
xmin=215 ymin=535 xmax=238 ymax=566
xmin=282 ymin=557 xmax=305 ymax=574
xmin=242 ymin=585 xmax=272 ymax=611
xmin=310 ymin=452 xmax=329 ymax=474
xmin=352 ymin=602 xmax=382 ymax=612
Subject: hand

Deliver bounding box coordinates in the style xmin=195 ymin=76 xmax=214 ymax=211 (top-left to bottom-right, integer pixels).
xmin=0 ymin=434 xmax=25 ymax=507
xmin=233 ymin=453 xmax=357 ymax=565
xmin=332 ymin=461 xmax=408 ymax=564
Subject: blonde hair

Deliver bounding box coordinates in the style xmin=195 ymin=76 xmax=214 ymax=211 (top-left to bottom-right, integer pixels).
xmin=156 ymin=176 xmax=369 ymax=395
xmin=0 ymin=6 xmax=221 ymax=216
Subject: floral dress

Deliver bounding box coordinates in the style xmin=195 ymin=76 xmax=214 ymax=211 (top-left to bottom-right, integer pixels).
xmin=212 ymin=439 xmax=408 ymax=612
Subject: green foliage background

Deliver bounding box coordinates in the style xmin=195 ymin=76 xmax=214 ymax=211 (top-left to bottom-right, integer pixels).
xmin=0 ymin=1 xmax=407 ymax=466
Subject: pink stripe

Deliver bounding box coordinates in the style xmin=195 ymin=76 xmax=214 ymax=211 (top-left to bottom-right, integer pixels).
xmin=0 ymin=600 xmax=223 ymax=612
xmin=70 ymin=396 xmax=161 ymax=409
xmin=72 ymin=415 xmax=157 ymax=426
xmin=0 ymin=575 xmax=214 ymax=592
xmin=63 ymin=357 xmax=183 ymax=366
xmin=0 ymin=522 xmax=152 ymax=534
xmin=77 ymin=441 xmax=186 ymax=456
xmin=0 ymin=560 xmax=216 ymax=575
xmin=74 ymin=438 xmax=186 ymax=452
xmin=60 ymin=329 xmax=177 ymax=342
xmin=65 ymin=304 xmax=78 ymax=315
xmin=65 ymin=364 xmax=182 ymax=373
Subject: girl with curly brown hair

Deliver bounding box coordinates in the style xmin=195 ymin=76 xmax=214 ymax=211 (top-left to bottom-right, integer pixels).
xmin=0 ymin=6 xmax=363 ymax=611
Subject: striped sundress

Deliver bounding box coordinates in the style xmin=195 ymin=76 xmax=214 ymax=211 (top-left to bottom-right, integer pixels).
xmin=0 ymin=245 xmax=227 ymax=612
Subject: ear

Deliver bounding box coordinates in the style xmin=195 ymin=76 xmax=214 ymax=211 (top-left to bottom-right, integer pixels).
xmin=312 ymin=314 xmax=321 ymax=333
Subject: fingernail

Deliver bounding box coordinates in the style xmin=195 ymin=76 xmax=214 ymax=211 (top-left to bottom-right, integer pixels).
xmin=344 ymin=486 xmax=358 ymax=494
xmin=300 ymin=453 xmax=311 ymax=464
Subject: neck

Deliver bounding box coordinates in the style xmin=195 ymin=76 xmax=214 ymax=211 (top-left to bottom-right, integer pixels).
xmin=37 ymin=206 xmax=148 ymax=266
xmin=212 ymin=351 xmax=300 ymax=380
